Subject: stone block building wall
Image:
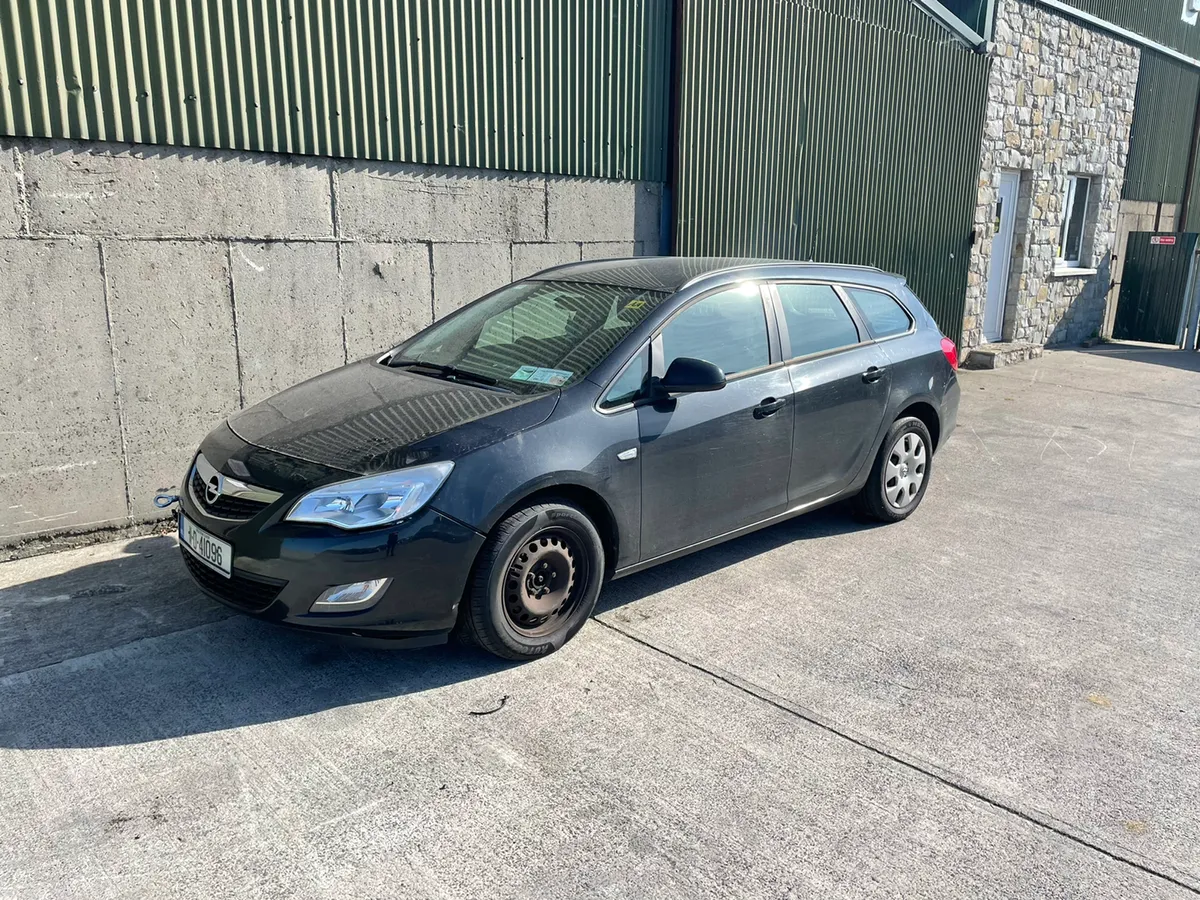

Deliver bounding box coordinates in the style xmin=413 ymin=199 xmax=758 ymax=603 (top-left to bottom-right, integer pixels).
xmin=0 ymin=139 xmax=663 ymax=552
xmin=962 ymin=0 xmax=1139 ymax=350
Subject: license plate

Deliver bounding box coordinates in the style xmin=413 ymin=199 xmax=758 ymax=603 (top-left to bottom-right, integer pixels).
xmin=179 ymin=514 xmax=233 ymax=578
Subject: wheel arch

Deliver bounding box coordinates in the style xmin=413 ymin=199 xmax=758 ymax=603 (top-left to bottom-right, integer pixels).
xmin=481 ymin=482 xmax=621 ymax=576
xmin=896 ymin=399 xmax=941 ymax=451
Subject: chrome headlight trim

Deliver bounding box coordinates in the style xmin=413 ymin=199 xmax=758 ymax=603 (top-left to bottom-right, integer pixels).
xmin=285 ymin=462 xmax=455 ymax=531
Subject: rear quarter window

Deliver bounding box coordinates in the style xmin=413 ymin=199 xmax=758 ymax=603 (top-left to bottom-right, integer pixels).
xmin=846 ymin=288 xmax=913 ymax=339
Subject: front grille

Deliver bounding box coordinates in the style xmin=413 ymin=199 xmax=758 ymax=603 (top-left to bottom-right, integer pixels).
xmin=181 ymin=550 xmax=287 ymax=613
xmin=190 ymin=469 xmax=271 ymax=520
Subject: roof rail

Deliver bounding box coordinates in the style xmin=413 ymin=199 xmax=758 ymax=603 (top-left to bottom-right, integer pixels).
xmin=678 ymin=260 xmax=887 ymax=292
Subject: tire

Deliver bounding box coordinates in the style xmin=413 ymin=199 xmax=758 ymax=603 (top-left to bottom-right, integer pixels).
xmin=852 ymin=416 xmax=934 ymax=524
xmin=462 ymin=500 xmax=605 ymax=660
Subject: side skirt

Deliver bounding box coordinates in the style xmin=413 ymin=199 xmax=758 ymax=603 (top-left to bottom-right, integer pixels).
xmin=611 ymin=490 xmax=848 ymax=580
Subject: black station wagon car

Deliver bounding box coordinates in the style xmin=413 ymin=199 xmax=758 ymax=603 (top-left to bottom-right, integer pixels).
xmin=175 ymin=257 xmax=960 ymax=659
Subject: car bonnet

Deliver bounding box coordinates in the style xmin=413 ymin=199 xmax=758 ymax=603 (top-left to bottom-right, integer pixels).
xmin=226 ymin=359 xmax=559 ymax=475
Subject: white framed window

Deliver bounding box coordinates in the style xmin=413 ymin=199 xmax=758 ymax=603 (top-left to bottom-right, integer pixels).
xmin=1057 ymin=175 xmax=1092 ymax=268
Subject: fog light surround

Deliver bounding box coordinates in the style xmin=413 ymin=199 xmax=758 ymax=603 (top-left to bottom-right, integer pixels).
xmin=310 ymin=578 xmax=391 ymax=613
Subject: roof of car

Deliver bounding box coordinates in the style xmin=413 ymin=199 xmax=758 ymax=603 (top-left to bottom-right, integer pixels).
xmin=528 ymin=256 xmax=907 ymax=293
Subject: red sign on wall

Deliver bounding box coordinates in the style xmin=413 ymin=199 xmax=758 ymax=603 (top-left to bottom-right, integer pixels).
xmin=1150 ymin=235 xmax=1177 ymax=246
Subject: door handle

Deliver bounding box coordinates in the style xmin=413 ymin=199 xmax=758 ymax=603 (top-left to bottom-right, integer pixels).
xmin=862 ymin=366 xmax=887 ymax=384
xmin=754 ymin=397 xmax=786 ymax=418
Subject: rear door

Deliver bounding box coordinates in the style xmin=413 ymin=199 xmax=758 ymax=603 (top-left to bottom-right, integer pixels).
xmin=637 ymin=284 xmax=794 ymax=560
xmin=771 ymin=282 xmax=891 ymax=504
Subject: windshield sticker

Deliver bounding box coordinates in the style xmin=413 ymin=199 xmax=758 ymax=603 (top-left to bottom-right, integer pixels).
xmin=511 ymin=366 xmax=573 ymax=386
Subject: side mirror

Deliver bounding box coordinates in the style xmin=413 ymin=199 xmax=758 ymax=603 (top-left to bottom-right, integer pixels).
xmin=659 ymin=357 xmax=726 ymax=394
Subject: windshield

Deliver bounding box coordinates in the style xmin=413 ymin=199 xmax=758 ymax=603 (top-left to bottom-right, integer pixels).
xmin=396 ymin=280 xmax=670 ymax=392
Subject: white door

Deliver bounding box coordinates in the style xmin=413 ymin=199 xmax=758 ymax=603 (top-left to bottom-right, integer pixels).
xmin=983 ymin=171 xmax=1019 ymax=343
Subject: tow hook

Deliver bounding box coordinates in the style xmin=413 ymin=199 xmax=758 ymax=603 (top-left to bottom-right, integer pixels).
xmin=154 ymin=493 xmax=180 ymax=509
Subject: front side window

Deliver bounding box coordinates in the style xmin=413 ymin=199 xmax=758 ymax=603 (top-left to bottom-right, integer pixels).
xmin=400 ymin=280 xmax=668 ymax=393
xmin=776 ymin=283 xmax=860 ymax=358
xmin=601 ymin=348 xmax=649 ymax=408
xmin=660 ymin=285 xmax=769 ymax=377
xmin=1058 ymin=175 xmax=1092 ymax=267
xmin=846 ymin=288 xmax=913 ymax=339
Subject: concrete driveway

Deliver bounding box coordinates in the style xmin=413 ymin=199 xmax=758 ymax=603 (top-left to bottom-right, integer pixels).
xmin=2 ymin=346 xmax=1199 ymax=899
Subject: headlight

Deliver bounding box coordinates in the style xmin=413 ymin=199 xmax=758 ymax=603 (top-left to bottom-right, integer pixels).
xmin=285 ymin=462 xmax=454 ymax=530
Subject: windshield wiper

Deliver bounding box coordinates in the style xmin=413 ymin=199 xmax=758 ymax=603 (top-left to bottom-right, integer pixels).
xmin=388 ymin=357 xmax=510 ymax=391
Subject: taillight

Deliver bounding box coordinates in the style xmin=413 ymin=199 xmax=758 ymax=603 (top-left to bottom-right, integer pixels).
xmin=940 ymin=337 xmax=958 ymax=371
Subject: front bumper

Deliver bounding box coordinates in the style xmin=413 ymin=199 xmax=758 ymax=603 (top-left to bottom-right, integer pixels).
xmin=177 ymin=483 xmax=486 ymax=645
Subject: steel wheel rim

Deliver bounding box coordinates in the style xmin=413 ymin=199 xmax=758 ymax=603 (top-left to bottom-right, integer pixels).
xmin=503 ymin=528 xmax=587 ymax=636
xmin=884 ymin=431 xmax=927 ymax=509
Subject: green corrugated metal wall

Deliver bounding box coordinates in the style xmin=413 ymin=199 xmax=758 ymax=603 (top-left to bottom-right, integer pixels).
xmin=1123 ymin=52 xmax=1199 ymax=205
xmin=1187 ymin=125 xmax=1200 ymax=226
xmin=1052 ymin=0 xmax=1200 ymax=58
xmin=674 ymin=0 xmax=990 ymax=341
xmin=0 ymin=0 xmax=672 ymax=181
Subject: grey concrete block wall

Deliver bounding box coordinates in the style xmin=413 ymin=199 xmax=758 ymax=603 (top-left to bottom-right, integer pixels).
xmin=0 ymin=240 xmax=125 ymax=540
xmin=1 ymin=150 xmax=19 ymax=236
xmin=432 ymin=242 xmax=513 ymax=318
xmin=340 ymin=243 xmax=433 ymax=357
xmin=0 ymin=138 xmax=664 ymax=551
xmin=548 ymin=178 xmax=662 ymax=244
xmin=23 ymin=143 xmax=334 ymax=239
xmin=336 ymin=163 xmax=547 ymax=243
xmin=512 ymin=242 xmax=580 ymax=280
xmin=582 ymin=241 xmax=642 ymax=260
xmin=104 ymin=240 xmax=241 ymax=518
xmin=230 ymin=242 xmax=343 ymax=406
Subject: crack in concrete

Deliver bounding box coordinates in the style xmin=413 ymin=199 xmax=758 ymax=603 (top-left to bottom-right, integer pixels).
xmin=12 ymin=147 xmax=31 ymax=235
xmin=225 ymin=241 xmax=247 ymax=409
xmin=98 ymin=240 xmax=134 ymax=523
xmin=592 ymin=616 xmax=1200 ymax=896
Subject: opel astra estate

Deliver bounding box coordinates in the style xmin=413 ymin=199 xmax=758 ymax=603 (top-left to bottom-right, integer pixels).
xmin=175 ymin=257 xmax=960 ymax=659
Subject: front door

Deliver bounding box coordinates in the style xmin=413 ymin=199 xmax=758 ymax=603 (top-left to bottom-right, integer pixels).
xmin=638 ymin=285 xmax=794 ymax=561
xmin=983 ymin=170 xmax=1019 ymax=342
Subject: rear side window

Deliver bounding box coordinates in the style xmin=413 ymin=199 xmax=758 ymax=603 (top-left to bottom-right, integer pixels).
xmin=846 ymin=288 xmax=913 ymax=338
xmin=776 ymin=284 xmax=860 ymax=358
xmin=660 ymin=286 xmax=769 ymax=377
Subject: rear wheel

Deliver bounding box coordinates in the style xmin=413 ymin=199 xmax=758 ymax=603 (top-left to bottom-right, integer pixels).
xmin=852 ymin=416 xmax=933 ymax=523
xmin=463 ymin=501 xmax=605 ymax=660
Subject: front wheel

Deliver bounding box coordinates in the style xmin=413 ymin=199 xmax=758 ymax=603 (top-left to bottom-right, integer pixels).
xmin=462 ymin=500 xmax=605 ymax=660
xmin=852 ymin=416 xmax=934 ymax=523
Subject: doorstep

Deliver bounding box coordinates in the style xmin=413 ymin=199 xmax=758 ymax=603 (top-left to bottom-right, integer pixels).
xmin=961 ymin=342 xmax=1043 ymax=370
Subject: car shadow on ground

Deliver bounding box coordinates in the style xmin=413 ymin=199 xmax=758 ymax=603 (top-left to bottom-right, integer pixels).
xmin=0 ymin=506 xmax=874 ymax=750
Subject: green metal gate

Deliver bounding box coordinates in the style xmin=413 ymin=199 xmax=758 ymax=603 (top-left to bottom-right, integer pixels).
xmin=1112 ymin=232 xmax=1199 ymax=345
